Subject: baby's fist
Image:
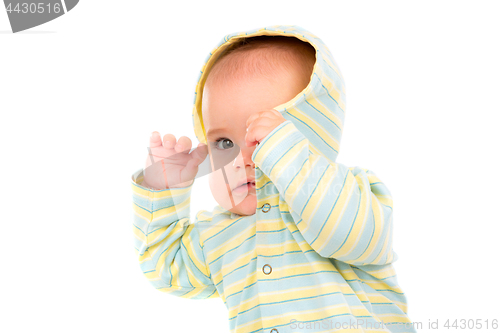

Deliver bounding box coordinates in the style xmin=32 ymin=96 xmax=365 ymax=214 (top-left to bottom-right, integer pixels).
xmin=245 ymin=110 xmax=286 ymax=147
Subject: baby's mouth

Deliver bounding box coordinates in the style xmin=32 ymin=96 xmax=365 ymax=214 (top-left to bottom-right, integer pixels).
xmin=233 ymin=181 xmax=256 ymax=193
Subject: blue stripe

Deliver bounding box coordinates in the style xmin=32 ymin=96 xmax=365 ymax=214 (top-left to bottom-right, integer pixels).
xmin=313 ymin=72 xmax=345 ymax=113
xmin=256 ymin=227 xmax=286 ymax=233
xmin=204 ymin=216 xmax=245 ymax=244
xmin=351 ymin=210 xmax=376 ymax=262
xmin=309 ymin=167 xmax=349 ymax=246
xmin=180 ymin=238 xmax=211 ymax=279
xmin=283 ymin=157 xmax=308 ymax=195
xmin=329 ymin=184 xmax=362 ymax=255
xmin=287 ymin=112 xmax=339 ymax=154
xmin=208 ymin=233 xmax=256 ymax=265
xmin=299 ymin=163 xmax=329 ymax=216
xmin=304 ymin=98 xmax=341 ymax=131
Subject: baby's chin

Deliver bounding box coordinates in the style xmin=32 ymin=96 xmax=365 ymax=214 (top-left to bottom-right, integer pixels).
xmin=209 ymin=180 xmax=257 ymax=216
xmin=226 ymin=193 xmax=257 ymax=216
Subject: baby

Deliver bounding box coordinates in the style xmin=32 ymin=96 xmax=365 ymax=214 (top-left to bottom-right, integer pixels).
xmin=132 ymin=25 xmax=416 ymax=333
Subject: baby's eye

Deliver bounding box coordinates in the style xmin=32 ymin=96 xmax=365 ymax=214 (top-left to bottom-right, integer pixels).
xmin=215 ymin=138 xmax=234 ymax=150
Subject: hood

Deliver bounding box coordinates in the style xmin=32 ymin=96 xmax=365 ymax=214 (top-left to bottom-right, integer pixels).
xmin=192 ymin=24 xmax=346 ymax=163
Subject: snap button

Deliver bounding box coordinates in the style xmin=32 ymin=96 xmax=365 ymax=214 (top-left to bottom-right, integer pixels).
xmin=270 ymin=329 xmax=278 ymax=333
xmin=261 ymin=203 xmax=271 ymax=213
xmin=262 ymin=264 xmax=272 ymax=275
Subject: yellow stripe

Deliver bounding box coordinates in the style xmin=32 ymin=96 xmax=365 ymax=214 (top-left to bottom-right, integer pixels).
xmin=288 ymin=106 xmax=341 ymax=153
xmin=330 ymin=173 xmax=370 ymax=258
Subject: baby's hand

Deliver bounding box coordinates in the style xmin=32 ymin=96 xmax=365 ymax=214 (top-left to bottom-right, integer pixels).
xmin=143 ymin=132 xmax=208 ymax=189
xmin=245 ymin=110 xmax=286 ymax=147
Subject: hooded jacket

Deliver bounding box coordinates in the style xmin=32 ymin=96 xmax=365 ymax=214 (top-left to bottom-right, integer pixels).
xmin=131 ymin=25 xmax=416 ymax=333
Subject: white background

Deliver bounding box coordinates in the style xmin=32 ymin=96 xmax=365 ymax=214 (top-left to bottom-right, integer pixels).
xmin=1 ymin=1 xmax=499 ymax=332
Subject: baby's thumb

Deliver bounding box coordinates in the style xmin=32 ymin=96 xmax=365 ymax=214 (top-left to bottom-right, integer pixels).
xmin=192 ymin=143 xmax=208 ymax=162
xmin=181 ymin=158 xmax=202 ymax=184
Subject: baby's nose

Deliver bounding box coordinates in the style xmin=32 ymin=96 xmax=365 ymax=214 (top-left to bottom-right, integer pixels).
xmin=232 ymin=150 xmax=255 ymax=169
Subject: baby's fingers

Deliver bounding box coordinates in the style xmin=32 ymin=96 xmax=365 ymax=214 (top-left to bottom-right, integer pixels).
xmin=149 ymin=131 xmax=164 ymax=148
xmin=175 ymin=136 xmax=192 ymax=153
xmin=162 ymin=133 xmax=176 ymax=150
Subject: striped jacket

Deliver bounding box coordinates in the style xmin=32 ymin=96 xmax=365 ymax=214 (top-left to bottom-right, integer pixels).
xmin=132 ymin=25 xmax=416 ymax=333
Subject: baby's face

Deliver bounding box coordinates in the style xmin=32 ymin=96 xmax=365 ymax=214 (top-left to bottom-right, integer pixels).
xmin=202 ymin=64 xmax=306 ymax=216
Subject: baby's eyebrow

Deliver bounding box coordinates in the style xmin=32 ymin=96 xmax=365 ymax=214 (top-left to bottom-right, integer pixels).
xmin=206 ymin=127 xmax=225 ymax=138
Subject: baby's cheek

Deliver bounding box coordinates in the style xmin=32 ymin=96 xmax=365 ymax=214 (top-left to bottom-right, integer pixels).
xmin=208 ymin=171 xmax=230 ymax=206
xmin=208 ymin=173 xmax=220 ymax=197
xmin=208 ymin=170 xmax=247 ymax=211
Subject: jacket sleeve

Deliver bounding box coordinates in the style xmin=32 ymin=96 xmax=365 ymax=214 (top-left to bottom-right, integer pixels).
xmin=251 ymin=121 xmax=397 ymax=266
xmin=131 ymin=169 xmax=219 ymax=299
